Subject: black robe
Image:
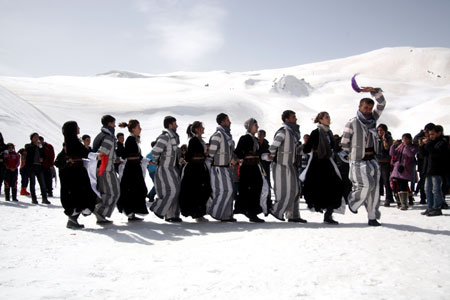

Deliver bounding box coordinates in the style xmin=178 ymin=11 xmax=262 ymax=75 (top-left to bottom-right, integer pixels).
xmin=303 ymin=128 xmax=343 ymax=211
xmin=116 ymin=136 xmax=149 ymax=216
xmin=234 ymin=134 xmax=263 ymax=217
xmin=179 ymin=136 xmax=212 ymax=218
xmin=59 ymin=136 xmax=97 ymax=216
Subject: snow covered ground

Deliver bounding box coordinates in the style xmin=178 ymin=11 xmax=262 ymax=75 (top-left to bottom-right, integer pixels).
xmin=1 ymin=192 xmax=449 ymax=300
xmin=1 ymin=47 xmax=450 ymax=299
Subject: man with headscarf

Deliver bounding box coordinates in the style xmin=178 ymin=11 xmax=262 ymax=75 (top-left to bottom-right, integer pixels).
xmin=269 ymin=110 xmax=307 ymax=223
xmin=208 ymin=113 xmax=237 ymax=222
xmin=150 ymin=116 xmax=182 ymax=222
xmin=92 ymin=115 xmax=120 ymax=224
xmin=341 ymin=87 xmax=386 ymax=226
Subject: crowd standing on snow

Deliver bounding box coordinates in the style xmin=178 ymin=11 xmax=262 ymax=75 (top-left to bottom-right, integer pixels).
xmin=1 ymin=86 xmax=450 ymax=229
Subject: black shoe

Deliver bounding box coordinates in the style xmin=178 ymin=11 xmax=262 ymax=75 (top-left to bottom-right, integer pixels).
xmin=324 ymin=215 xmax=339 ymax=225
xmin=166 ymin=217 xmax=182 ymax=223
xmin=441 ymin=202 xmax=449 ymax=210
xmin=419 ymin=199 xmax=427 ymax=205
xmin=288 ymin=218 xmax=307 ymax=223
xmin=153 ymin=212 xmax=164 ymax=219
xmin=147 ymin=195 xmax=155 ymax=202
xmin=67 ymin=216 xmax=84 ymax=229
xmin=421 ymin=209 xmax=431 ymax=215
xmin=220 ymin=218 xmax=237 ymax=222
xmin=427 ymin=209 xmax=443 ymax=217
xmin=96 ymin=219 xmax=113 ymax=225
xmin=348 ymin=205 xmax=358 ymax=214
xmin=249 ymin=215 xmax=265 ymax=223
xmin=42 ymin=200 xmax=51 ymax=205
xmin=31 ymin=198 xmax=38 ymax=204
xmin=269 ymin=211 xmax=285 ymax=221
xmin=368 ymin=219 xmax=381 ymax=226
xmin=128 ymin=215 xmax=144 ymax=221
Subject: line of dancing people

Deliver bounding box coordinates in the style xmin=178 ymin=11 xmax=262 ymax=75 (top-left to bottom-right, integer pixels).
xmin=53 ymin=85 xmax=388 ymax=228
xmin=2 ymin=85 xmax=449 ymax=228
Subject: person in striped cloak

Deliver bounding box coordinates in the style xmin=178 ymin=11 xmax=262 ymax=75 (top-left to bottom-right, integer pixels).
xmin=92 ymin=115 xmax=120 ymax=224
xmin=341 ymin=87 xmax=386 ymax=226
xmin=269 ymin=110 xmax=307 ymax=223
xmin=207 ymin=113 xmax=237 ymax=222
xmin=150 ymin=116 xmax=182 ymax=223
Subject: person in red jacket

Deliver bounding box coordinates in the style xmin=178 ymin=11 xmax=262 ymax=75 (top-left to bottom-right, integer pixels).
xmin=39 ymin=136 xmax=55 ymax=197
xmin=3 ymin=143 xmax=20 ymax=201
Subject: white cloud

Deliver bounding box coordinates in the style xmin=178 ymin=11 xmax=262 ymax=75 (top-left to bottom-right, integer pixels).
xmin=134 ymin=0 xmax=226 ymax=68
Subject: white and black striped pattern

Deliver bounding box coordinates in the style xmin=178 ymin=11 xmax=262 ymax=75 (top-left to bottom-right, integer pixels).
xmin=150 ymin=129 xmax=181 ymax=218
xmin=348 ymin=159 xmax=381 ymax=220
xmin=209 ymin=131 xmax=233 ymax=166
xmin=150 ymin=166 xmax=180 ymax=218
xmin=208 ymin=166 xmax=234 ymax=220
xmin=96 ymin=135 xmax=120 ymax=218
xmin=269 ymin=126 xmax=297 ymax=166
xmin=96 ymin=170 xmax=120 ymax=217
xmin=341 ymin=92 xmax=386 ymax=160
xmin=152 ymin=130 xmax=180 ymax=168
xmin=271 ymin=163 xmax=299 ymax=220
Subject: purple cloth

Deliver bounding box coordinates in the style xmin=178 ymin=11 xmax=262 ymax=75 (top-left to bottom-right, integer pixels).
xmin=389 ymin=144 xmax=418 ymax=181
xmin=351 ymin=74 xmax=361 ymax=93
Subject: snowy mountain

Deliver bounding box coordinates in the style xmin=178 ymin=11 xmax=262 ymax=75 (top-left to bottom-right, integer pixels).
xmin=1 ymin=47 xmax=450 ymax=300
xmin=1 ymin=47 xmax=449 ymax=154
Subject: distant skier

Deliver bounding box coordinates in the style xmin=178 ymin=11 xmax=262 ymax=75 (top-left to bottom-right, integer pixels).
xmin=150 ymin=116 xmax=182 ymax=222
xmin=341 ymin=85 xmax=386 ymax=226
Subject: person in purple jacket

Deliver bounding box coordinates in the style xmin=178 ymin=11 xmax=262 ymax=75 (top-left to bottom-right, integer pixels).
xmin=389 ymin=133 xmax=418 ymax=210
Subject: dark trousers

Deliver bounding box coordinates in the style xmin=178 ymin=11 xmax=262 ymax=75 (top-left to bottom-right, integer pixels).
xmin=42 ymin=167 xmax=53 ymax=195
xmin=379 ymin=162 xmax=393 ymax=202
xmin=28 ymin=166 xmax=48 ymax=201
xmin=20 ymin=168 xmax=29 ymax=188
xmin=0 ymin=166 xmax=5 ymax=193
xmin=417 ymin=172 xmax=426 ymax=201
xmin=4 ymin=169 xmax=18 ymax=189
xmin=147 ymin=171 xmax=156 ymax=199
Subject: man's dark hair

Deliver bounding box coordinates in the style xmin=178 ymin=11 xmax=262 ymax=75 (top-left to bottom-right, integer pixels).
xmin=164 ymin=116 xmax=177 ymax=129
xmin=431 ymin=125 xmax=444 ymax=134
xmin=258 ymin=129 xmax=266 ymax=137
xmin=360 ymin=98 xmax=375 ymax=106
xmin=81 ymin=134 xmax=90 ymax=141
xmin=281 ymin=110 xmax=295 ymax=122
xmin=216 ymin=113 xmax=228 ymax=125
xmin=116 ymin=133 xmax=124 ymax=138
xmin=30 ymin=132 xmax=38 ymax=140
xmin=101 ymin=115 xmax=116 ymax=126
xmin=39 ymin=136 xmax=44 ymax=142
xmin=424 ymin=123 xmax=436 ymax=131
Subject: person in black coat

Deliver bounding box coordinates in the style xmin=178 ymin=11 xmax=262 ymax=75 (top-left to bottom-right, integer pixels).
xmin=179 ymin=121 xmax=212 ymax=222
xmin=234 ymin=118 xmax=266 ymax=223
xmin=116 ymin=120 xmax=149 ymax=221
xmin=419 ymin=125 xmax=449 ymax=216
xmin=302 ymin=112 xmax=344 ymax=224
xmin=60 ymin=121 xmax=98 ymax=229
xmin=25 ymin=133 xmax=49 ymax=204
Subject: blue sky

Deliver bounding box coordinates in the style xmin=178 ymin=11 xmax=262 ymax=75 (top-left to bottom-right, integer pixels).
xmin=1 ymin=0 xmax=450 ymax=76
